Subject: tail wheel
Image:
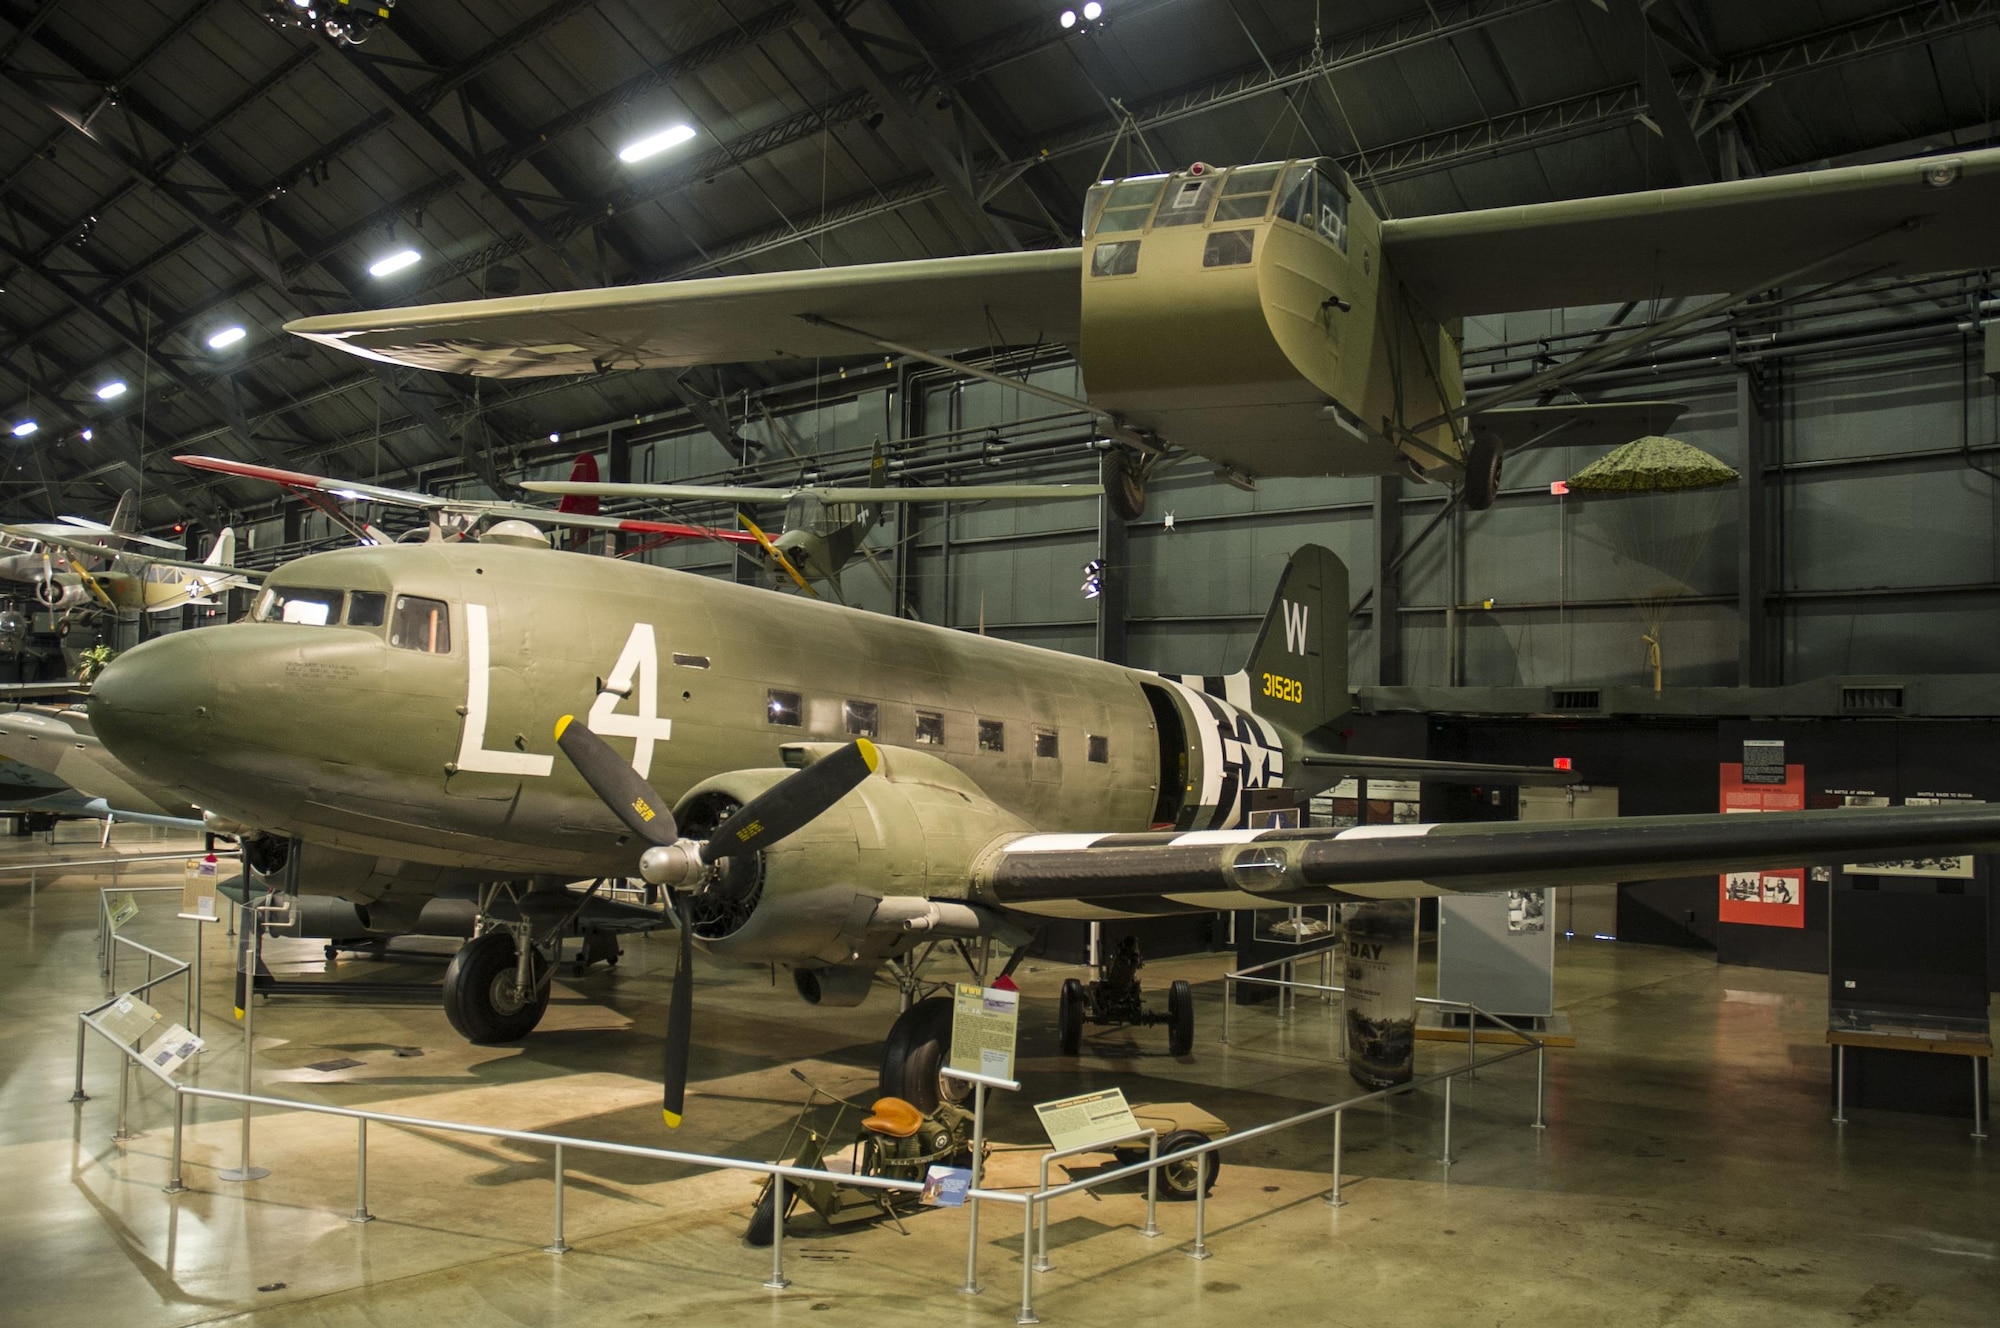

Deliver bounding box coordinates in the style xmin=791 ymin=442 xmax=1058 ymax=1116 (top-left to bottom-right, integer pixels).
xmin=1059 ymin=978 xmax=1086 ymax=1055
xmin=1167 ymin=978 xmax=1194 ymax=1057
xmin=442 ymin=931 xmax=551 ymax=1044
xmin=879 ymin=995 xmax=959 ymax=1112
xmin=1463 ymin=428 xmax=1502 ymax=511
xmin=1156 ymin=1128 xmax=1221 ymax=1200
xmin=1102 ymin=449 xmax=1147 ymax=521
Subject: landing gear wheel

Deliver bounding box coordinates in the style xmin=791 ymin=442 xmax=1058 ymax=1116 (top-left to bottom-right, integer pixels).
xmin=879 ymin=995 xmax=959 ymax=1112
xmin=1157 ymin=1128 xmax=1221 ymax=1200
xmin=745 ymin=1184 xmax=783 ymax=1247
xmin=1059 ymin=978 xmax=1086 ymax=1056
xmin=442 ymin=931 xmax=551 ymax=1044
xmin=1167 ymin=978 xmax=1194 ymax=1057
xmin=1463 ymin=428 xmax=1502 ymax=511
xmin=1102 ymin=449 xmax=1147 ymax=521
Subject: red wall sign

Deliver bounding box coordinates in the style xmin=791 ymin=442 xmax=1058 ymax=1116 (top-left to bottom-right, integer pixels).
xmin=1718 ymin=762 xmax=1807 ymax=929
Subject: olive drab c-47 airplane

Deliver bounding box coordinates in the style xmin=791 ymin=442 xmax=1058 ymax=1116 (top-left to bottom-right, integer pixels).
xmin=285 ymin=150 xmax=2000 ymax=517
xmin=84 ymin=531 xmax=2000 ymax=1124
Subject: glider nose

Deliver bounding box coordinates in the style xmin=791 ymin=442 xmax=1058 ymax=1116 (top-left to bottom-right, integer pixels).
xmin=90 ymin=631 xmax=221 ymax=778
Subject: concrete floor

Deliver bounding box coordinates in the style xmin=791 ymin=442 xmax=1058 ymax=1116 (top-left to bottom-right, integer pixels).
xmin=2 ymin=824 xmax=1996 ymax=1327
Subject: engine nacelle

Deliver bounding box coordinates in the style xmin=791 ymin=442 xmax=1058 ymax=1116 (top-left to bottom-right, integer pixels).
xmin=793 ymin=964 xmax=878 ymax=1007
xmin=675 ymin=743 xmax=1033 ymax=968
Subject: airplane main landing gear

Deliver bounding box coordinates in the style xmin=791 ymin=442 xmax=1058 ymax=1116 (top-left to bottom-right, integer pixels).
xmin=878 ymin=995 xmax=966 ymax=1113
xmin=442 ymin=928 xmax=552 ymax=1043
xmin=1462 ymin=427 xmax=1503 ymax=511
xmin=1058 ymin=935 xmax=1194 ymax=1057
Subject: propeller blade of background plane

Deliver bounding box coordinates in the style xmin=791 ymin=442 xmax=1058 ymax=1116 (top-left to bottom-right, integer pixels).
xmin=703 ymin=739 xmax=879 ymax=861
xmin=554 ymin=715 xmax=679 ymax=845
xmin=663 ymin=897 xmax=694 ymax=1127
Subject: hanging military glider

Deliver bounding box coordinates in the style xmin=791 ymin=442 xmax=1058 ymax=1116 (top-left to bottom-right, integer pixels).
xmin=84 ymin=537 xmax=2000 ymax=1123
xmin=283 ymin=149 xmax=2000 ymax=516
xmin=0 ymin=489 xmax=179 ymax=589
xmin=1 ymin=524 xmax=255 ymax=615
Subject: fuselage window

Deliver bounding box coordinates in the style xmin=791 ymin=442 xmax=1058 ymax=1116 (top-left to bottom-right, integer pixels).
xmin=346 ymin=591 xmax=387 ymax=628
xmin=389 ymin=596 xmax=451 ymax=653
xmin=844 ymin=700 xmax=878 ymax=738
xmin=978 ymin=719 xmax=1004 ymax=753
xmin=767 ymin=689 xmax=802 ymax=727
xmin=256 ymin=586 xmax=344 ymax=626
xmin=1203 ymin=230 xmax=1255 ymax=268
xmin=671 ymin=652 xmax=710 ymax=669
xmin=915 ymin=710 xmax=944 ymax=746
xmin=1091 ymin=240 xmax=1140 ymax=277
xmin=1035 ymin=730 xmax=1059 ymax=759
xmin=1088 ymin=734 xmax=1110 ymax=764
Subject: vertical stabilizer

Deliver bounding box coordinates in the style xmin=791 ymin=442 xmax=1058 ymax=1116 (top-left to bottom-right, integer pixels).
xmin=1242 ymin=544 xmax=1349 ymax=738
xmin=109 ymin=490 xmax=139 ymax=536
xmin=204 ymin=527 xmax=236 ymax=567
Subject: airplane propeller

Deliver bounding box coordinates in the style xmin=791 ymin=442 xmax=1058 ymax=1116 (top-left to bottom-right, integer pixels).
xmin=553 ymin=716 xmax=879 ymax=1125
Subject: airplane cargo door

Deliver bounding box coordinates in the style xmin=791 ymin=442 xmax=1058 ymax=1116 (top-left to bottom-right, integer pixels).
xmin=1140 ymin=682 xmax=1189 ymax=829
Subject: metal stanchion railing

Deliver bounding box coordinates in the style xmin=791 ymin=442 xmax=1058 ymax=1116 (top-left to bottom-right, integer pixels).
xmin=1221 ymin=941 xmax=1346 ymax=1047
xmin=943 ymin=1065 xmax=1021 ymax=1297
xmin=546 ymin=1142 xmax=570 ymax=1253
xmin=351 ymin=1118 xmax=374 ymax=1223
xmin=1034 ymin=1127 xmax=1159 ymax=1272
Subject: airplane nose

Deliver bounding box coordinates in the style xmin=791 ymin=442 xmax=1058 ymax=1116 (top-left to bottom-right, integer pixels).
xmin=89 ymin=631 xmax=221 ymax=775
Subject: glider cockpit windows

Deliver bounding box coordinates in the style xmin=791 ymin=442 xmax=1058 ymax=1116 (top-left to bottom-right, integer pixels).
xmin=1091 ymin=241 xmax=1140 ymax=278
xmin=1085 ymin=176 xmax=1167 ymax=237
xmin=1088 ymin=734 xmax=1110 ymax=764
xmin=979 ymin=719 xmax=1005 ymax=753
xmin=915 ymin=709 xmax=945 ymax=746
xmin=1155 ymin=174 xmax=1217 ymax=228
xmin=843 ymin=700 xmax=878 ymax=738
xmin=766 ymin=689 xmax=802 ymax=727
xmin=254 ymin=586 xmax=344 ymax=626
xmin=1212 ymin=164 xmax=1281 ymax=222
xmin=1277 ymin=162 xmax=1349 ymax=252
xmin=389 ymin=595 xmax=451 ymax=654
xmin=1203 ymin=230 xmax=1255 ymax=268
xmin=346 ymin=592 xmax=387 ymax=628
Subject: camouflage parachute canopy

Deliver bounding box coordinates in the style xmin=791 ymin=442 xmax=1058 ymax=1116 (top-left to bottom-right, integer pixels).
xmin=1566 ymin=436 xmax=1740 ymax=492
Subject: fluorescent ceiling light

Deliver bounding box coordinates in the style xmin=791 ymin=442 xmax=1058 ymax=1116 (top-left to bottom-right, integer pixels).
xmin=11 ymin=421 xmax=37 ymax=437
xmin=207 ymin=325 xmax=247 ymax=349
xmin=618 ymin=124 xmax=696 ymax=163
xmin=81 ymin=429 xmax=93 ymax=441
xmin=368 ymin=248 xmax=422 ymax=277
xmin=96 ymin=381 xmax=127 ymax=400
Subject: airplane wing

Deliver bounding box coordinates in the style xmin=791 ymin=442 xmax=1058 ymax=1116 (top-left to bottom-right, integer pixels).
xmin=175 ymin=455 xmax=755 ymax=547
xmin=1301 ymin=751 xmax=1575 ymax=787
xmin=284 ymin=248 xmax=1084 ymax=379
xmin=0 ymin=526 xmax=268 ymax=581
xmin=1384 ymin=147 xmax=2000 ymax=318
xmin=56 ymin=517 xmax=182 ymax=551
xmin=522 ymin=480 xmax=1104 ymax=504
xmin=975 ymin=804 xmax=2000 ymax=909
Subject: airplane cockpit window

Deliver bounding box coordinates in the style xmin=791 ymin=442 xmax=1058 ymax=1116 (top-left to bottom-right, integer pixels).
xmin=389 ymin=595 xmax=451 ymax=653
xmin=1212 ymin=165 xmax=1280 ymax=221
xmin=1279 ymin=161 xmax=1349 ymax=251
xmin=254 ymin=586 xmax=344 ymax=626
xmin=1086 ymin=177 xmax=1167 ymax=236
xmin=1152 ymin=174 xmax=1217 ymax=228
xmin=784 ymin=495 xmax=848 ymax=538
xmin=347 ymin=592 xmax=387 ymax=628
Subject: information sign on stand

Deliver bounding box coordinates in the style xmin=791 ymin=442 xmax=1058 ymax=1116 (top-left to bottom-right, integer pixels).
xmin=1034 ymin=1086 xmax=1141 ymax=1152
xmin=179 ymin=854 xmax=222 ymax=921
xmin=99 ymin=994 xmax=161 ymax=1045
xmin=142 ymin=1024 xmax=204 ymax=1076
xmin=1719 ymin=760 xmax=1806 ymax=928
xmin=949 ymin=983 xmax=1020 ymax=1081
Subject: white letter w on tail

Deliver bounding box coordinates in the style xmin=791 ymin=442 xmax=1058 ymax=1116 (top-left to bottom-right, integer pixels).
xmin=1283 ymin=599 xmax=1310 ymax=655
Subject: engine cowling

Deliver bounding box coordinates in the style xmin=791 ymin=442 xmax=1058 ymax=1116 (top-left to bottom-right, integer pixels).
xmin=673 ymin=743 xmax=1032 ymax=970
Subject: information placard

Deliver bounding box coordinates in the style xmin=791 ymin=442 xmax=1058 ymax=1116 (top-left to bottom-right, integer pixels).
xmin=920 ymin=1164 xmax=973 ymax=1207
xmin=179 ymin=854 xmax=221 ymax=921
xmin=948 ymin=983 xmax=1020 ymax=1081
xmin=142 ymin=1023 xmax=204 ymax=1076
xmin=107 ymin=894 xmax=139 ymax=932
xmin=1033 ymin=1087 xmax=1140 ymax=1152
xmin=1718 ymin=761 xmax=1806 ymax=928
xmin=98 ymin=994 xmax=161 ymax=1046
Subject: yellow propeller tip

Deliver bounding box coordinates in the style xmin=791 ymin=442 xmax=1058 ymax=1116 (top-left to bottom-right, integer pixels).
xmin=856 ymin=737 xmax=880 ymax=773
xmin=662 ymin=1109 xmax=682 ymax=1128
xmin=232 ymin=1007 xmax=244 ymax=1021
xmin=554 ymin=714 xmax=573 ymax=740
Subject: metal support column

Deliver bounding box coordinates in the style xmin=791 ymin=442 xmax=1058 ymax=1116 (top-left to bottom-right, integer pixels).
xmin=1373 ymin=476 xmax=1403 ymax=686
xmin=1095 ymin=494 xmax=1129 ymax=666
xmin=1737 ymin=366 xmax=1777 ymax=685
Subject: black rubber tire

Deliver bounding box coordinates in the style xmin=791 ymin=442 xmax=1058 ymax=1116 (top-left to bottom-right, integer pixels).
xmin=442 ymin=931 xmax=551 ymax=1044
xmin=1059 ymin=978 xmax=1086 ymax=1055
xmin=1157 ymin=1128 xmax=1220 ymax=1200
xmin=745 ymin=1185 xmax=780 ymax=1247
xmin=879 ymin=995 xmax=957 ymax=1112
xmin=1102 ymin=449 xmax=1147 ymax=521
xmin=1463 ymin=428 xmax=1502 ymax=511
xmin=1167 ymin=978 xmax=1195 ymax=1057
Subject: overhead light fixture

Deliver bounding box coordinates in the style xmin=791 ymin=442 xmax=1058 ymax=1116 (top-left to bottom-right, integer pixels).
xmin=207 ymin=325 xmax=247 ymax=349
xmin=1060 ymin=8 xmax=1076 ymax=27
xmin=1084 ymin=1 xmax=1102 ymax=17
xmin=369 ymin=248 xmax=421 ymax=277
xmin=618 ymin=123 xmax=696 ymax=164
xmin=81 ymin=429 xmax=93 ymax=441
xmin=96 ymin=381 xmax=127 ymax=400
xmin=11 ymin=421 xmax=37 ymax=438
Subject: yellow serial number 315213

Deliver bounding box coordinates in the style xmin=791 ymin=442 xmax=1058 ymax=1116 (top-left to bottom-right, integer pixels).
xmin=1261 ymin=672 xmax=1303 ymax=704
